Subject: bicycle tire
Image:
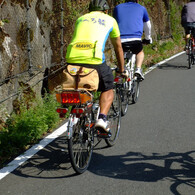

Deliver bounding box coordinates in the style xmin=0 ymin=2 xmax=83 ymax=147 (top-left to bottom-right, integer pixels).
xmin=188 ymin=39 xmax=193 ymax=69
xmin=132 ymin=80 xmax=140 ymax=104
xmin=192 ymin=42 xmax=195 ymax=65
xmin=105 ymin=88 xmax=121 ymax=147
xmin=68 ymin=115 xmax=94 ymax=174
xmin=121 ymin=82 xmax=129 ymax=116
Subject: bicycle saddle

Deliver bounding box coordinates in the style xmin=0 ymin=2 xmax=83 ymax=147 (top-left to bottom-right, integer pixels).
xmin=124 ymin=51 xmax=133 ymax=59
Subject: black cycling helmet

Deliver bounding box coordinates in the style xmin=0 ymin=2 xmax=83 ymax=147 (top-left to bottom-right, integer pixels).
xmin=89 ymin=0 xmax=110 ymax=11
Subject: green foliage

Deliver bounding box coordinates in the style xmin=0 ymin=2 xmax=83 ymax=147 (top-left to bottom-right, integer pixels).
xmin=64 ymin=0 xmax=89 ymax=24
xmin=158 ymin=41 xmax=175 ymax=53
xmin=38 ymin=94 xmax=61 ymax=129
xmin=93 ymin=91 xmax=101 ymax=102
xmin=113 ymin=0 xmax=125 ymax=5
xmin=169 ymin=0 xmax=183 ymax=41
xmin=0 ymin=94 xmax=60 ymax=165
xmin=143 ymin=43 xmax=156 ymax=56
xmin=142 ymin=0 xmax=157 ymax=6
xmin=2 ymin=19 xmax=9 ymax=23
xmin=142 ymin=38 xmax=183 ymax=71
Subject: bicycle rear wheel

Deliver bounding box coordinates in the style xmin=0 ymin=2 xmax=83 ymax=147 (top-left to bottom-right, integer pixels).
xmin=121 ymin=82 xmax=129 ymax=116
xmin=132 ymin=80 xmax=140 ymax=104
xmin=188 ymin=39 xmax=193 ymax=69
xmin=192 ymin=43 xmax=195 ymax=65
xmin=68 ymin=115 xmax=94 ymax=174
xmin=105 ymin=88 xmax=121 ymax=147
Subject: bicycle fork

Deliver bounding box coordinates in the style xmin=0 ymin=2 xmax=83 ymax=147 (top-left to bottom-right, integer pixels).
xmin=67 ymin=103 xmax=100 ymax=139
xmin=67 ymin=115 xmax=78 ymax=139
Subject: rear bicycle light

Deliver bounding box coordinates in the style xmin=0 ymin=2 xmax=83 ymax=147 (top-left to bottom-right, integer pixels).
xmin=56 ymin=91 xmax=81 ymax=104
xmin=56 ymin=108 xmax=68 ymax=114
xmin=62 ymin=92 xmax=80 ymax=104
xmin=56 ymin=108 xmax=68 ymax=118
xmin=71 ymin=108 xmax=85 ymax=114
xmin=80 ymin=93 xmax=92 ymax=104
xmin=56 ymin=90 xmax=92 ymax=105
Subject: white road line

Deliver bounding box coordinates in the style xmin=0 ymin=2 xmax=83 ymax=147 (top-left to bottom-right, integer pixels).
xmin=0 ymin=122 xmax=68 ymax=180
xmin=144 ymin=51 xmax=185 ymax=75
xmin=0 ymin=51 xmax=185 ymax=180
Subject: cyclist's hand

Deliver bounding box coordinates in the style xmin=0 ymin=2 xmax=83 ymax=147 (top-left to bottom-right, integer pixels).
xmin=121 ymin=70 xmax=129 ymax=80
xmin=142 ymin=38 xmax=152 ymax=45
xmin=116 ymin=70 xmax=129 ymax=81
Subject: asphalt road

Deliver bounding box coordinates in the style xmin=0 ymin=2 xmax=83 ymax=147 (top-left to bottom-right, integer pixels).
xmin=0 ymin=53 xmax=195 ymax=195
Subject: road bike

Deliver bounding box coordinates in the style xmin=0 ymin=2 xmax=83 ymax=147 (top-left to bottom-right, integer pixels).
xmin=187 ymin=28 xmax=195 ymax=69
xmin=55 ymin=71 xmax=121 ymax=174
xmin=119 ymin=46 xmax=141 ymax=116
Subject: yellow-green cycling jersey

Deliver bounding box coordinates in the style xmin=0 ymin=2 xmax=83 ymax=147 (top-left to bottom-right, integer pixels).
xmin=66 ymin=11 xmax=120 ymax=65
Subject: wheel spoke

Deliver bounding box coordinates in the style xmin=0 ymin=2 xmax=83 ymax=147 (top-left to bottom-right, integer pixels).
xmin=105 ymin=89 xmax=121 ymax=147
xmin=132 ymin=81 xmax=139 ymax=104
xmin=68 ymin=116 xmax=94 ymax=174
xmin=188 ymin=39 xmax=193 ymax=69
xmin=121 ymin=82 xmax=129 ymax=116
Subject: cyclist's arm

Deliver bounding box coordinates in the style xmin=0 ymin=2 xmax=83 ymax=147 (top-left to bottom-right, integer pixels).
xmin=143 ymin=20 xmax=152 ymax=43
xmin=111 ymin=36 xmax=124 ymax=73
xmin=181 ymin=5 xmax=187 ymax=27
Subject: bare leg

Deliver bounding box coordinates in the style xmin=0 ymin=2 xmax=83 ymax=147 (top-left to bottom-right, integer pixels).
xmin=186 ymin=34 xmax=190 ymax=46
xmin=136 ymin=50 xmax=144 ymax=68
xmin=134 ymin=50 xmax=145 ymax=80
xmin=99 ymin=89 xmax=114 ymax=115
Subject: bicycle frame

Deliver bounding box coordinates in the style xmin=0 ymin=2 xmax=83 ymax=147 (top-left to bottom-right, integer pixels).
xmin=123 ymin=49 xmax=140 ymax=105
xmin=187 ymin=29 xmax=195 ymax=69
xmin=190 ymin=31 xmax=195 ymax=54
xmin=124 ymin=51 xmax=137 ymax=90
xmin=55 ymin=74 xmax=121 ymax=174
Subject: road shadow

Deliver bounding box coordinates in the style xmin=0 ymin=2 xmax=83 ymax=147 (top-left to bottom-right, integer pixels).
xmin=12 ymin=137 xmax=195 ymax=194
xmin=157 ymin=63 xmax=189 ymax=70
xmin=89 ymin=150 xmax=195 ymax=195
xmin=13 ymin=135 xmax=77 ymax=179
xmin=12 ymin=136 xmax=108 ymax=179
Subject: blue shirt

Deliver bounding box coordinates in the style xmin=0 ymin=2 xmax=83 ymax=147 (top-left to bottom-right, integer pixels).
xmin=113 ymin=2 xmax=150 ymax=39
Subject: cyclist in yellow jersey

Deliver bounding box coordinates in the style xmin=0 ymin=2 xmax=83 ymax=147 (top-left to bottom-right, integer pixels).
xmin=66 ymin=0 xmax=125 ymax=134
xmin=66 ymin=11 xmax=121 ymax=65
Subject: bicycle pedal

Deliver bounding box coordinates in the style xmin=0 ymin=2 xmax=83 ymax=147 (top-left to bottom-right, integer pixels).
xmin=128 ymin=91 xmax=132 ymax=96
xmin=136 ymin=77 xmax=143 ymax=82
xmin=85 ymin=123 xmax=94 ymax=128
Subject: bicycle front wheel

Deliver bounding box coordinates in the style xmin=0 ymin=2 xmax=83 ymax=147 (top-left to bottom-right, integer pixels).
xmin=121 ymin=82 xmax=129 ymax=116
xmin=188 ymin=39 xmax=193 ymax=69
xmin=68 ymin=115 xmax=94 ymax=174
xmin=105 ymin=88 xmax=121 ymax=147
xmin=132 ymin=80 xmax=140 ymax=104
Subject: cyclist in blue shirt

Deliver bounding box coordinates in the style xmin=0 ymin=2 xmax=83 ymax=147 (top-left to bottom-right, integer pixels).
xmin=114 ymin=0 xmax=152 ymax=80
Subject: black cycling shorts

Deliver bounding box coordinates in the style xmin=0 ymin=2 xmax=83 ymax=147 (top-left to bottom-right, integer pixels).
xmin=122 ymin=40 xmax=143 ymax=55
xmin=68 ymin=62 xmax=114 ymax=92
xmin=183 ymin=22 xmax=195 ymax=34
